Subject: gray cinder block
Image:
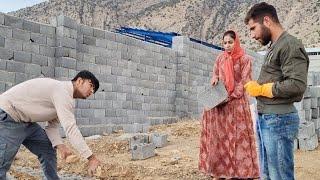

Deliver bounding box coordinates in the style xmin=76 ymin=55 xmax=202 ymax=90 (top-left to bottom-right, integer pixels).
xmin=150 ymin=133 xmax=168 ymax=148
xmin=14 ymin=51 xmax=32 ymax=63
xmin=312 ymin=108 xmax=319 ymax=119
xmin=298 ymin=134 xmax=318 ymax=151
xmin=131 ymin=143 xmax=155 ymax=160
xmin=5 ymin=38 xmax=23 ymax=51
xmin=298 ymin=121 xmax=315 ymax=139
xmin=310 ymin=86 xmax=320 ymax=98
xmin=13 ymin=28 xmax=31 ymax=41
xmin=4 ymin=14 xmax=23 ymax=29
xmin=40 ymin=24 xmax=56 ymax=38
xmin=311 ymin=98 xmax=318 ymax=108
xmin=23 ymin=20 xmax=40 ymax=33
xmin=0 ymin=25 xmax=12 ymax=38
xmin=123 ymin=123 xmax=143 ymax=133
xmin=0 ymin=47 xmax=13 ymax=60
xmin=312 ymin=118 xmax=320 ymax=130
xmin=128 ymin=134 xmax=149 ymax=150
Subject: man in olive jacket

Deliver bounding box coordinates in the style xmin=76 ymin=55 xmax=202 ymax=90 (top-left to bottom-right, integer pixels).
xmin=244 ymin=2 xmax=309 ymax=180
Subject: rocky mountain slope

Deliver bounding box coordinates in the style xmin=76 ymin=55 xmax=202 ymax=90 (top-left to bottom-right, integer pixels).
xmin=9 ymin=0 xmax=320 ymax=50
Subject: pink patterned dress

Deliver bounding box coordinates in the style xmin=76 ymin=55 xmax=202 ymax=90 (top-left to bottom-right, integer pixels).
xmin=199 ymin=54 xmax=259 ymax=178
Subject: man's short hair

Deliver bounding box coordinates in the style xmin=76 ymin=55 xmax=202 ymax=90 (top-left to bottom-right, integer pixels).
xmin=244 ymin=2 xmax=280 ymax=25
xmin=72 ymin=70 xmax=99 ymax=93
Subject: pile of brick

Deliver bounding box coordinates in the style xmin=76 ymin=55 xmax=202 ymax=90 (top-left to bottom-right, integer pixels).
xmin=295 ymin=71 xmax=320 ymax=150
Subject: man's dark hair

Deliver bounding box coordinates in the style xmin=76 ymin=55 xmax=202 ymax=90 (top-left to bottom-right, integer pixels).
xmin=223 ymin=30 xmax=236 ymax=40
xmin=72 ymin=70 xmax=99 ymax=93
xmin=244 ymin=2 xmax=280 ymax=25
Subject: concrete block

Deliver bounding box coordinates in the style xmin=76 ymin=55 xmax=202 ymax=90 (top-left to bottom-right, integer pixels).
xmin=55 ymin=47 xmax=76 ymax=58
xmin=79 ymin=24 xmax=93 ymax=36
xmin=4 ymin=15 xmax=23 ymax=29
xmin=23 ymin=20 xmax=40 ymax=33
xmin=298 ymin=134 xmax=318 ymax=151
xmin=46 ymin=37 xmax=56 ymax=46
xmin=6 ymin=61 xmax=25 ymax=73
xmin=83 ymin=35 xmax=96 ymax=46
xmin=13 ymin=28 xmax=31 ymax=41
xmin=0 ymin=59 xmax=6 ymax=70
xmin=15 ymin=72 xmax=27 ymax=84
xmin=0 ymin=13 xmax=4 ymax=25
xmin=5 ymin=38 xmax=22 ymax=51
xmin=23 ymin=42 xmax=40 ymax=54
xmin=198 ymin=81 xmax=228 ymax=109
xmin=0 ymin=70 xmax=15 ymax=83
xmin=105 ymin=31 xmax=116 ymax=41
xmin=39 ymin=45 xmax=55 ymax=57
xmin=25 ymin=63 xmax=41 ymax=75
xmin=55 ymin=15 xmax=77 ymax=29
xmin=316 ymin=129 xmax=320 ymax=141
xmin=311 ymin=97 xmax=318 ymax=108
xmin=0 ymin=36 xmax=4 ymax=47
xmin=40 ymin=24 xmax=56 ymax=38
xmin=310 ymin=86 xmax=320 ymax=98
xmin=0 ymin=47 xmax=13 ymax=60
xmin=305 ymin=109 xmax=312 ymax=121
xmin=56 ymin=26 xmax=77 ymax=38
xmin=56 ymin=37 xmax=76 ymax=48
xmin=150 ymin=133 xmax=168 ymax=148
xmin=56 ymin=57 xmax=76 ymax=69
xmin=54 ymin=67 xmax=69 ymax=77
xmin=312 ymin=118 xmax=320 ymax=129
xmin=30 ymin=33 xmax=46 ymax=44
xmin=93 ymin=28 xmax=105 ymax=38
xmin=303 ymin=98 xmax=312 ymax=110
xmin=312 ymin=108 xmax=319 ymax=119
xmin=31 ymin=54 xmax=48 ymax=66
xmin=298 ymin=110 xmax=306 ymax=124
xmin=14 ymin=51 xmax=32 ymax=63
xmin=298 ymin=121 xmax=315 ymax=139
xmin=131 ymin=143 xmax=155 ymax=160
xmin=41 ymin=66 xmax=54 ymax=77
xmin=123 ymin=123 xmax=143 ymax=133
xmin=294 ymin=138 xmax=298 ymax=151
xmin=128 ymin=134 xmax=149 ymax=150
xmin=0 ymin=25 xmax=12 ymax=38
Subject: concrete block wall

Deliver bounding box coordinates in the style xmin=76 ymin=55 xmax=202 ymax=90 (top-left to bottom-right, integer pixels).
xmin=0 ymin=13 xmax=264 ymax=136
xmin=0 ymin=13 xmax=56 ymax=93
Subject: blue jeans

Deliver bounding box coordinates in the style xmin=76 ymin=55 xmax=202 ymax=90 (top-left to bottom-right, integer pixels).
xmin=256 ymin=112 xmax=299 ymax=180
xmin=0 ymin=109 xmax=59 ymax=180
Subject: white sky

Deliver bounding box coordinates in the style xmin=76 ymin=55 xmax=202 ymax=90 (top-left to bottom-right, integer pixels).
xmin=0 ymin=0 xmax=47 ymax=13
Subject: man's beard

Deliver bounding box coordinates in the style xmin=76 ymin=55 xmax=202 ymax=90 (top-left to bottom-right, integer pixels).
xmin=260 ymin=25 xmax=272 ymax=46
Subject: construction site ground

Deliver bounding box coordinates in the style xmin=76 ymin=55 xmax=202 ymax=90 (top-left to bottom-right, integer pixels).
xmin=7 ymin=120 xmax=320 ymax=180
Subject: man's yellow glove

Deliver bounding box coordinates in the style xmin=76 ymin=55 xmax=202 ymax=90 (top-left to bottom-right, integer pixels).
xmin=244 ymin=81 xmax=274 ymax=98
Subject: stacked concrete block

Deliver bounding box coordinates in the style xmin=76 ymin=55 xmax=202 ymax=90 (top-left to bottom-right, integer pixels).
xmin=295 ymin=72 xmax=320 ymax=151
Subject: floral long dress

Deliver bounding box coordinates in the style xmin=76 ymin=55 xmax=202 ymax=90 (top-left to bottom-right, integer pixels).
xmin=199 ymin=54 xmax=259 ymax=178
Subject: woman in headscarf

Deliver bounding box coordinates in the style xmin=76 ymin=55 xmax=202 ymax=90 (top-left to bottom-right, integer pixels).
xmin=199 ymin=30 xmax=259 ymax=179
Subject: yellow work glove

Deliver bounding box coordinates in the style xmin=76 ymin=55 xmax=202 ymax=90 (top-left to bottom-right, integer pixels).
xmin=244 ymin=81 xmax=274 ymax=98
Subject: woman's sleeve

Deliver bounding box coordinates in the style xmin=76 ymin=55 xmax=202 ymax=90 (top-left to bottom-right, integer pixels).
xmin=230 ymin=55 xmax=252 ymax=99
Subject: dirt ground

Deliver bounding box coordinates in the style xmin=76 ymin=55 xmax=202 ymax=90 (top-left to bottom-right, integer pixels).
xmin=8 ymin=120 xmax=320 ymax=180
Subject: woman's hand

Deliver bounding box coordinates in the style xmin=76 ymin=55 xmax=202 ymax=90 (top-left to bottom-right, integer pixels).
xmin=211 ymin=78 xmax=218 ymax=86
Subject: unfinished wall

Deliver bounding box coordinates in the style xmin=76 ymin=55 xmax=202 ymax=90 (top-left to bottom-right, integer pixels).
xmin=0 ymin=13 xmax=263 ymax=136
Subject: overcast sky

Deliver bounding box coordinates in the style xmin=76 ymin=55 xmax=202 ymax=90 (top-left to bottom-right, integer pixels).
xmin=0 ymin=0 xmax=47 ymax=13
